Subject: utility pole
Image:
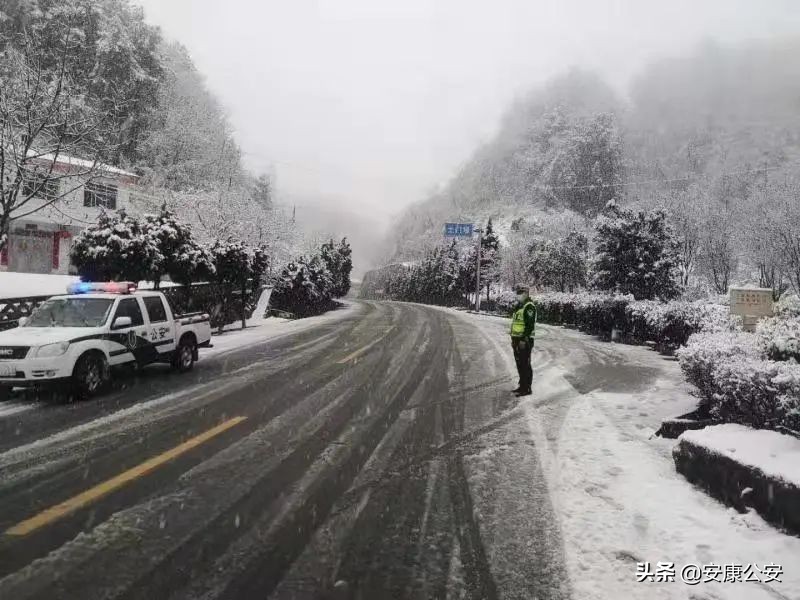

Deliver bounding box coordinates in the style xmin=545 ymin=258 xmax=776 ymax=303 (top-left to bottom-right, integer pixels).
xmin=474 ymin=227 xmax=482 ymax=312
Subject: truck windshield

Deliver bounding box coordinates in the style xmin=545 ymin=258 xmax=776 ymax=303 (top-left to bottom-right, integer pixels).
xmin=24 ymin=298 xmax=114 ymax=328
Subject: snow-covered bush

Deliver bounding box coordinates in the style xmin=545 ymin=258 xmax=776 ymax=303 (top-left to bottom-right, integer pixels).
xmin=532 ymin=291 xmax=731 ymax=348
xmin=270 ymin=255 xmax=334 ymax=317
xmin=676 ymin=331 xmax=763 ymax=407
xmin=774 ymin=294 xmax=800 ymax=317
xmin=269 ymin=239 xmax=351 ymax=317
xmin=677 ymin=327 xmax=800 ymax=430
xmin=493 ymin=289 xmax=517 ymax=314
xmin=533 ymin=291 xmax=631 ymax=336
xmin=709 ymin=357 xmax=800 ymax=430
xmin=756 ymin=316 xmax=800 ymax=362
xmin=626 ymin=300 xmax=732 ymax=348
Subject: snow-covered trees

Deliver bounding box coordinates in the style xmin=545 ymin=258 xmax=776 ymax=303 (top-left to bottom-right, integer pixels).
xmin=70 ymin=207 xmax=223 ymax=287
xmin=0 ymin=0 xmax=163 ymax=164
xmin=71 ymin=211 xmax=162 ymax=283
xmin=143 ymin=207 xmax=214 ymax=287
xmin=269 ymin=239 xmax=352 ymax=316
xmin=251 ymin=173 xmax=273 ymax=211
xmin=270 ymin=259 xmax=325 ymax=317
xmin=0 ymin=22 xmax=121 ymax=253
xmin=319 ymin=238 xmax=353 ymax=298
xmin=696 ymin=201 xmax=739 ymax=295
xmin=481 ymin=219 xmax=501 ymax=302
xmin=590 ymin=201 xmax=681 ymax=300
xmin=764 ymin=179 xmax=800 ymax=296
xmin=136 ymin=42 xmax=241 ymax=192
xmin=528 ymin=231 xmax=588 ymax=292
xmin=545 ymin=113 xmax=623 ymax=217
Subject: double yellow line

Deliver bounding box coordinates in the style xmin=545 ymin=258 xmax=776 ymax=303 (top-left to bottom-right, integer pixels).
xmin=5 ymin=416 xmax=247 ymax=537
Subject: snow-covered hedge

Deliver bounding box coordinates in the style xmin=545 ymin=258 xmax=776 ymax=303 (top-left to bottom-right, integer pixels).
xmin=534 ymin=291 xmax=631 ymax=336
xmin=493 ymin=290 xmax=517 ymax=314
xmin=532 ymin=291 xmax=732 ymax=349
xmin=625 ymin=299 xmax=732 ymax=347
xmin=774 ymin=294 xmax=800 ymax=317
xmin=677 ymin=329 xmax=800 ymax=431
xmin=757 ymin=316 xmax=800 ymax=362
xmin=676 ymin=331 xmax=763 ymax=407
xmin=710 ymin=358 xmax=800 ymax=430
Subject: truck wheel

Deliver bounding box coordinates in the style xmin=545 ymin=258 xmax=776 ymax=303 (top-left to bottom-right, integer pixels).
xmin=72 ymin=353 xmax=108 ymax=400
xmin=174 ymin=337 xmax=196 ymax=373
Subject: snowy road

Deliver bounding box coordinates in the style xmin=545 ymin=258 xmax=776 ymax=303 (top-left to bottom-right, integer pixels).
xmin=0 ymin=301 xmax=797 ymax=600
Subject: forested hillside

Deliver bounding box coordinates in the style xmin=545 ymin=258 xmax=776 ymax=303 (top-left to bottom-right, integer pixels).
xmin=0 ymin=0 xmax=295 ymax=257
xmin=385 ymin=38 xmax=800 ymax=298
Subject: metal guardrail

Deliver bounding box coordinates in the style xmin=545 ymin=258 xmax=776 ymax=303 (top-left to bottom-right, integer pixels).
xmin=0 ymin=295 xmax=51 ymax=331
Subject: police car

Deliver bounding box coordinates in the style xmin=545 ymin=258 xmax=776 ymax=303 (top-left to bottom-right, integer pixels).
xmin=0 ymin=282 xmax=212 ymax=400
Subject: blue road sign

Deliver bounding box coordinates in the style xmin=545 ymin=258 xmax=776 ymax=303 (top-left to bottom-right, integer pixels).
xmin=444 ymin=223 xmax=474 ymax=237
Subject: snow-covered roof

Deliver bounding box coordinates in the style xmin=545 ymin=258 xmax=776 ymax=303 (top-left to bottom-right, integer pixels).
xmin=25 ymin=150 xmax=138 ymax=178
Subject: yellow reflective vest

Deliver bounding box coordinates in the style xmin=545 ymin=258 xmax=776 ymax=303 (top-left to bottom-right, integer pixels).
xmin=510 ymin=300 xmax=536 ymax=338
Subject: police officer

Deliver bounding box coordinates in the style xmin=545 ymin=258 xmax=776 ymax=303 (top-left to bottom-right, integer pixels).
xmin=510 ymin=285 xmax=536 ymax=396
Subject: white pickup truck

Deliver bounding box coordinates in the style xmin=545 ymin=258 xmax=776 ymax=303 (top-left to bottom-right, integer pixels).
xmin=0 ymin=282 xmax=212 ymax=400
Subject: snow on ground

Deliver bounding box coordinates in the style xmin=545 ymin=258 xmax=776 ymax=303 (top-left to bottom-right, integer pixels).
xmin=448 ymin=308 xmax=800 ymax=600
xmin=0 ymin=272 xmax=80 ymax=297
xmin=682 ymin=424 xmax=800 ymax=487
xmin=204 ymin=294 xmax=359 ymax=359
xmin=0 ymin=272 xmax=180 ymax=299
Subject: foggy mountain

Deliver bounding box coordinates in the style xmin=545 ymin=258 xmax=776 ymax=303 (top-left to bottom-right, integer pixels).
xmin=281 ymin=194 xmax=387 ymax=279
xmin=383 ymin=37 xmax=800 ymax=263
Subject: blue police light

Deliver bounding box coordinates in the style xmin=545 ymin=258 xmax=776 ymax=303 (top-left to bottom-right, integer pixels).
xmin=67 ymin=281 xmax=136 ymax=294
xmin=67 ymin=282 xmax=93 ymax=294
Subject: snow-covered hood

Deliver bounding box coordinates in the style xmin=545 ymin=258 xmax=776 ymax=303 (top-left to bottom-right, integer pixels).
xmin=0 ymin=326 xmax=104 ymax=348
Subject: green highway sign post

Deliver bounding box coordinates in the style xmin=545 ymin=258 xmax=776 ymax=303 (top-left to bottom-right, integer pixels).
xmin=444 ymin=223 xmax=474 ymax=237
xmin=444 ymin=223 xmax=482 ymax=312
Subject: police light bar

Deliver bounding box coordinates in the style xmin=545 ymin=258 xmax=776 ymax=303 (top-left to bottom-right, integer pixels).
xmin=67 ymin=281 xmax=137 ymax=294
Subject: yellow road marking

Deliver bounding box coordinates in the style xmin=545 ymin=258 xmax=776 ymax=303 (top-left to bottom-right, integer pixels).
xmin=5 ymin=416 xmax=247 ymax=536
xmin=336 ymin=326 xmax=395 ymax=364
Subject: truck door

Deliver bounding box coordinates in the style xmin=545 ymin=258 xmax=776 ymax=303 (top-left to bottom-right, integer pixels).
xmin=143 ymin=295 xmax=175 ymax=356
xmin=109 ymin=297 xmax=158 ymax=366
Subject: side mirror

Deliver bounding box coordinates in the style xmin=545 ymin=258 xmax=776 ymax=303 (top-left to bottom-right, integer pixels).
xmin=18 ymin=316 xmax=28 ymax=327
xmin=112 ymin=316 xmax=132 ymax=330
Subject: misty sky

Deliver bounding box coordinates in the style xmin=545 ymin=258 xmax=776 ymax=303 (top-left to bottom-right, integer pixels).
xmin=135 ymin=0 xmax=800 ymax=233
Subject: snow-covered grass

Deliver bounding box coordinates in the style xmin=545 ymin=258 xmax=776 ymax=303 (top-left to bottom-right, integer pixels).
xmin=203 ymin=295 xmax=359 ymax=360
xmin=680 ymin=424 xmax=800 ymax=488
xmin=448 ymin=308 xmax=800 ymax=600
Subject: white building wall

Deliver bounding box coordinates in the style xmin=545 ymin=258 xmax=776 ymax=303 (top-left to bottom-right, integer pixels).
xmin=1 ymin=174 xmax=137 ymax=275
